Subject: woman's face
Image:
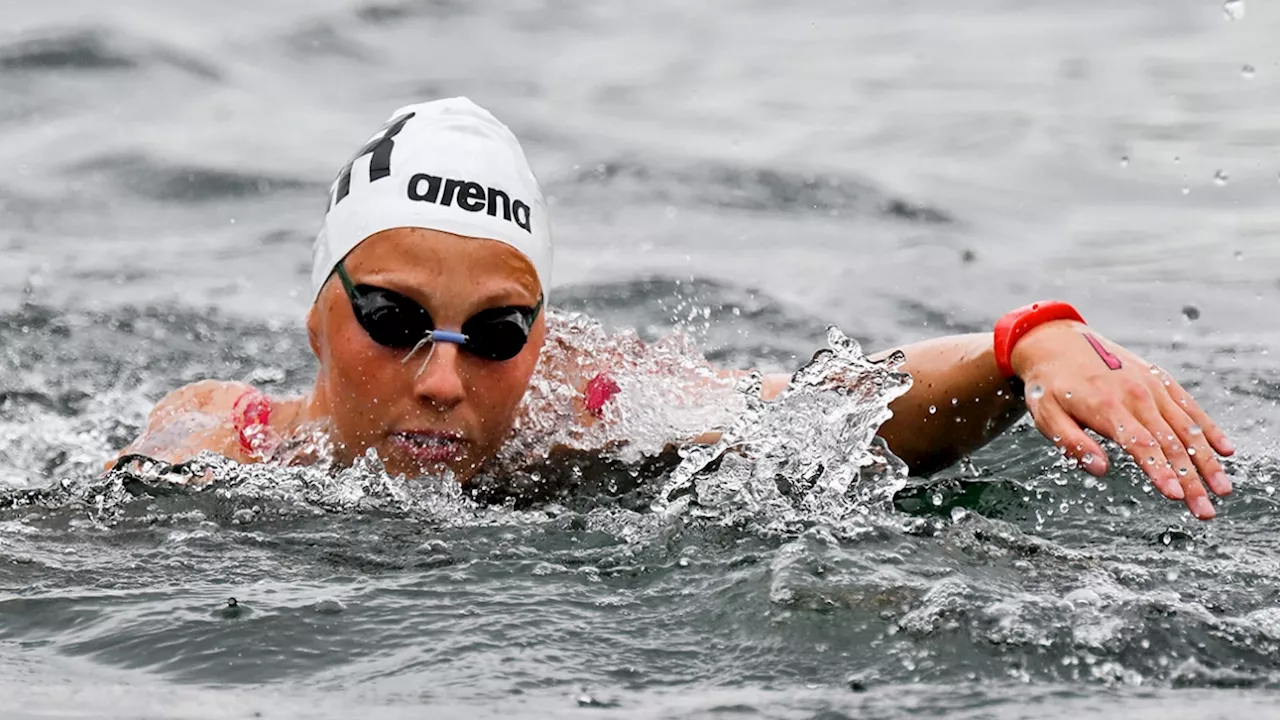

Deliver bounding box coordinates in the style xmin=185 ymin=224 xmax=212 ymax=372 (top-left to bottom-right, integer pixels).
xmin=306 ymin=227 xmax=546 ymax=481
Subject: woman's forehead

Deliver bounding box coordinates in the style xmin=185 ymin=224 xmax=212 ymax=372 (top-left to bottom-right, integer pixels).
xmin=345 ymin=227 xmax=540 ymax=294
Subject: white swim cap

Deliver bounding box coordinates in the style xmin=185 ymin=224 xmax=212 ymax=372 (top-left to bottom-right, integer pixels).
xmin=310 ymin=97 xmax=552 ymax=302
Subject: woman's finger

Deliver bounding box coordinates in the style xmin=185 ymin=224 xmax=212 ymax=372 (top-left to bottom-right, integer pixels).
xmin=1027 ymin=394 xmax=1111 ymax=477
xmin=1131 ymin=399 xmax=1215 ymax=520
xmin=1159 ymin=371 xmax=1236 ymax=458
xmin=1155 ymin=392 xmax=1232 ymax=497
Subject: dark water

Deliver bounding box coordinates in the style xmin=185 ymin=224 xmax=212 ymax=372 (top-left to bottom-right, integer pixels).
xmin=3 ymin=1 xmax=1280 ymax=717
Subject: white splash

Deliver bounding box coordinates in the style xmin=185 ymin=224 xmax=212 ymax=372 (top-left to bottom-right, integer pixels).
xmin=651 ymin=326 xmax=912 ymax=535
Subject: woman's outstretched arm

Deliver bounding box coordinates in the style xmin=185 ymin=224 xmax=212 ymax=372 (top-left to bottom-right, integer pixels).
xmin=761 ymin=319 xmax=1235 ymax=519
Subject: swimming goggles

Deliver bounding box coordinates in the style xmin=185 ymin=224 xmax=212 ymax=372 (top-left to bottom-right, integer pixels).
xmin=334 ymin=261 xmax=542 ymax=363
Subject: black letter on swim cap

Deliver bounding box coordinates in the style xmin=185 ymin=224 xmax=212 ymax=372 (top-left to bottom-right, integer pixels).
xmin=512 ymin=200 xmax=532 ymax=233
xmin=330 ymin=111 xmax=415 ymax=209
xmin=487 ymin=186 xmax=512 ymax=220
xmin=408 ymin=173 xmax=442 ymax=202
xmin=457 ymin=182 xmax=486 ymax=212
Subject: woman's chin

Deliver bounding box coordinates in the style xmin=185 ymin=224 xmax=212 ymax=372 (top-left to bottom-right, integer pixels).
xmin=382 ymin=449 xmax=479 ymax=482
xmin=374 ymin=434 xmax=466 ymax=479
xmin=333 ymin=437 xmax=483 ymax=482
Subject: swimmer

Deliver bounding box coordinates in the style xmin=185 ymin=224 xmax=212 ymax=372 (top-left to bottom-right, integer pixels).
xmin=108 ymin=97 xmax=1235 ymax=520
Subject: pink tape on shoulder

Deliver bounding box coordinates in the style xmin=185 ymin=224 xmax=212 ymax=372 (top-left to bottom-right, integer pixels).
xmin=232 ymin=389 xmax=273 ymax=455
xmin=584 ymin=373 xmax=621 ymax=418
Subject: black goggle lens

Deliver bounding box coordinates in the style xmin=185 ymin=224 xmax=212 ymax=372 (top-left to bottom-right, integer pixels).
xmin=461 ymin=307 xmax=535 ymax=361
xmin=345 ymin=282 xmax=538 ymax=362
xmin=351 ymin=286 xmax=434 ymax=348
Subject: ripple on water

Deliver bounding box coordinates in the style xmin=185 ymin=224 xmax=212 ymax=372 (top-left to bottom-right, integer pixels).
xmin=0 ymin=299 xmax=1278 ymax=701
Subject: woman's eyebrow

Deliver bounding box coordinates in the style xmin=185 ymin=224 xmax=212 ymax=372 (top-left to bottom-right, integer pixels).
xmin=354 ymin=273 xmax=537 ymax=308
xmin=471 ymin=285 xmax=541 ymax=308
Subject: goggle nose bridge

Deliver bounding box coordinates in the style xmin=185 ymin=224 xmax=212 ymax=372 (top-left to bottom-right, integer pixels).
xmin=401 ymin=329 xmax=469 ymax=378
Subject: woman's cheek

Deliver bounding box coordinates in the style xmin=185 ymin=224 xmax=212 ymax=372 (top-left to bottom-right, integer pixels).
xmin=467 ymin=365 xmax=524 ymax=438
xmin=333 ymin=351 xmax=401 ymax=443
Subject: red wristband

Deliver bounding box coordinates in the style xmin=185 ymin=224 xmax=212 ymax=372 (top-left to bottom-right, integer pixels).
xmin=993 ymin=301 xmax=1086 ymax=379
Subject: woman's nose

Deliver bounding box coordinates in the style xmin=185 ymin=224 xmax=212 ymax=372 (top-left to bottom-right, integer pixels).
xmin=411 ymin=341 xmax=466 ymax=409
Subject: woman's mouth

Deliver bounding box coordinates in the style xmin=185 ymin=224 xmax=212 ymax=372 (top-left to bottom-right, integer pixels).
xmin=388 ymin=431 xmax=467 ymax=463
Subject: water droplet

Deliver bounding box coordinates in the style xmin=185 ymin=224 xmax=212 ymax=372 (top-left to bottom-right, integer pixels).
xmin=1064 ymin=391 xmax=1073 ymax=399
xmin=1082 ymin=452 xmax=1095 ymax=465
xmin=1120 ymin=155 xmax=1129 ymax=168
xmin=1242 ymin=64 xmax=1256 ymax=79
xmin=1189 ymin=424 xmax=1203 ymax=435
xmin=1179 ymin=467 xmax=1189 ymax=476
xmin=929 ymin=405 xmax=937 ymax=414
xmin=1181 ymin=186 xmax=1191 ymax=196
xmin=1182 ymin=305 xmax=1201 ymax=321
xmin=1147 ymin=456 xmax=1157 ymax=465
xmin=950 ymin=506 xmax=969 ymax=523
xmin=1173 ymin=156 xmax=1181 ymax=165
xmin=1028 ymin=384 xmax=1045 ymax=400
xmin=1151 ymin=366 xmax=1162 ymax=375
xmin=1117 ymin=424 xmax=1125 ymax=434
xmin=1223 ymin=0 xmax=1245 ymax=21
xmin=1214 ymin=169 xmax=1230 ymax=186
xmin=931 ymin=492 xmax=943 ymax=506
xmin=1053 ymin=435 xmax=1062 ymax=443
xmin=313 ymin=599 xmax=345 ymax=615
xmin=1235 ymin=250 xmax=1244 ymax=261
xmin=1188 ymin=447 xmax=1197 ymax=456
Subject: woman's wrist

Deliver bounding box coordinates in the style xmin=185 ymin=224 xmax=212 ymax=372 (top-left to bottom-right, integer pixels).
xmin=993 ymin=300 xmax=1086 ymax=379
xmin=1007 ymin=318 xmax=1087 ymax=382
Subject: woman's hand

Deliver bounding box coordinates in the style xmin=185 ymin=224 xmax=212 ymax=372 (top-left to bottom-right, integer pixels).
xmin=1011 ymin=320 xmax=1235 ymax=520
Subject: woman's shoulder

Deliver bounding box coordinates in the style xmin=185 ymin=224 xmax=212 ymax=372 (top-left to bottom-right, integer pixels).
xmin=147 ymin=380 xmax=258 ymax=421
xmin=108 ymin=381 xmax=267 ymax=470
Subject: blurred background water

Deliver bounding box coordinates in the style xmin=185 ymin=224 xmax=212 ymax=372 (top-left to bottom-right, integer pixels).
xmin=1 ymin=1 xmax=1279 ymax=717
